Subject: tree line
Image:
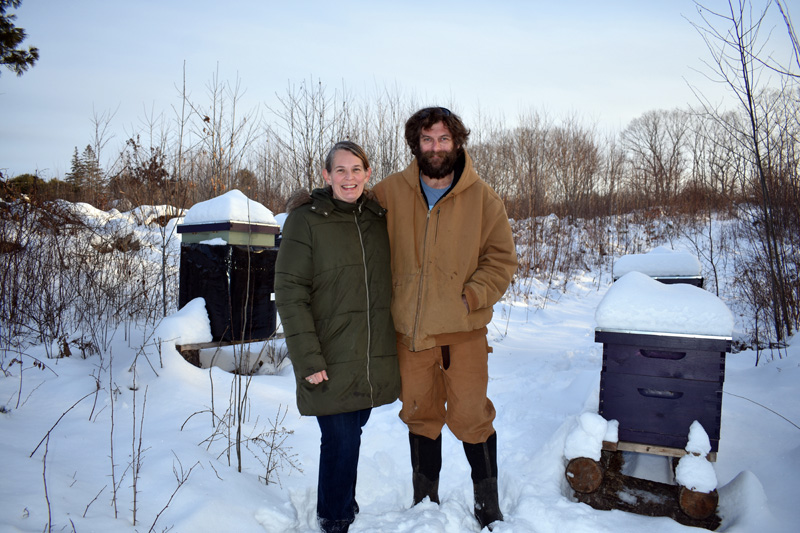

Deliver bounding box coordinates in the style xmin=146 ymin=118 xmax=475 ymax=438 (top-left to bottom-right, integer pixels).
xmin=6 ymin=82 xmax=796 ymax=221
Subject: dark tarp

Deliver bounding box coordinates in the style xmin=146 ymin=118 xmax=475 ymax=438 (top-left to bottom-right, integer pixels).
xmin=179 ymin=244 xmax=278 ymax=342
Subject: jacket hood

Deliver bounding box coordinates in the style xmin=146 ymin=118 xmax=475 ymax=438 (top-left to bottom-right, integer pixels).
xmin=285 ymin=186 xmax=386 ymax=216
xmin=285 ymin=188 xmax=313 ymax=213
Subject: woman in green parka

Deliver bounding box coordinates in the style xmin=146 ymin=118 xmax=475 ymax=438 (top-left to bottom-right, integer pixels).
xmin=274 ymin=141 xmax=400 ymax=533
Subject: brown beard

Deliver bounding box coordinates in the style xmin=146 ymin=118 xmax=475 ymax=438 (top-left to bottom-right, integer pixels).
xmin=418 ymin=147 xmax=458 ymax=179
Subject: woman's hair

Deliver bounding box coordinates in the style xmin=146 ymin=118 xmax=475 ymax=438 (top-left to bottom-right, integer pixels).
xmin=404 ymin=107 xmax=470 ymax=157
xmin=324 ymin=140 xmax=371 ymax=172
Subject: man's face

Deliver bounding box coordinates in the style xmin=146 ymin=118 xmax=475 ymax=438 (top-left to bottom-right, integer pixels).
xmin=418 ymin=122 xmax=458 ymax=180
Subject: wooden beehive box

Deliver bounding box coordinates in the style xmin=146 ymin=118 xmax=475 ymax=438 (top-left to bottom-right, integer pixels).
xmin=594 ymin=271 xmax=734 ymax=457
xmin=613 ymin=248 xmax=704 ymax=288
xmin=177 ymin=220 xmax=279 ymax=247
xmin=596 ymin=329 xmax=730 ymax=453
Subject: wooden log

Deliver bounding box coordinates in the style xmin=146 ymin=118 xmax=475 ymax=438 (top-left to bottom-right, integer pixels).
xmin=178 ymin=348 xmax=200 ymax=367
xmin=678 ymin=487 xmax=719 ymax=520
xmin=566 ymin=457 xmax=604 ymax=494
xmin=573 ymin=450 xmax=721 ymax=530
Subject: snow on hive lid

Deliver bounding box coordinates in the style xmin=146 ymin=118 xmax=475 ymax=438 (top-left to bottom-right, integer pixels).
xmin=182 ymin=189 xmax=277 ymax=226
xmin=613 ymin=246 xmax=701 ymax=280
xmin=595 ymin=271 xmax=733 ymax=338
xmin=178 ymin=190 xmax=279 ymax=246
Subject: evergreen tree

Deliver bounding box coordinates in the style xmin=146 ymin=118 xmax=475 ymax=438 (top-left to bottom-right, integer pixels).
xmin=65 ymin=147 xmax=85 ymax=189
xmin=65 ymin=145 xmax=105 ymax=199
xmin=0 ymin=0 xmax=38 ymax=77
xmin=8 ymin=172 xmax=39 ymax=194
xmin=81 ymin=144 xmax=104 ymax=189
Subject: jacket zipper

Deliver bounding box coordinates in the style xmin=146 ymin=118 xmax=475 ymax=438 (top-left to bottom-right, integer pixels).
xmin=354 ymin=207 xmax=375 ymax=405
xmin=433 ymin=206 xmax=441 ymax=243
xmin=411 ymin=208 xmax=432 ymax=351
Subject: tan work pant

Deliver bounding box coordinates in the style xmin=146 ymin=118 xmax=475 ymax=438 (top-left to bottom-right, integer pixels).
xmin=397 ymin=335 xmax=497 ymax=444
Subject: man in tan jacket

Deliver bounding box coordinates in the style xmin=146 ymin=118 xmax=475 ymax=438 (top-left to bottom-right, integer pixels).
xmin=373 ymin=107 xmax=517 ymax=531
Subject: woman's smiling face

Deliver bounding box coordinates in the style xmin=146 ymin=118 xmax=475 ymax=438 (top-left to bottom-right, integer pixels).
xmin=322 ymin=149 xmax=372 ymax=203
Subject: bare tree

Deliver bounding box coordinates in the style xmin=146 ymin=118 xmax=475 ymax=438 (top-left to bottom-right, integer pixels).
xmin=357 ymin=83 xmax=415 ymax=185
xmin=91 ymin=106 xmax=119 ymax=177
xmin=503 ymin=110 xmax=551 ymax=220
xmin=622 ymin=109 xmax=690 ymax=208
xmin=189 ymin=67 xmax=263 ymax=197
xmin=266 ymin=78 xmax=339 ymax=193
xmin=546 ymin=116 xmax=601 ymax=219
xmin=690 ymin=0 xmax=798 ymax=344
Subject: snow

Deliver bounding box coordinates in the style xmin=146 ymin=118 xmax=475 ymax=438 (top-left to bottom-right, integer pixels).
xmin=199 ymin=237 xmax=229 ymax=246
xmin=595 ymin=271 xmax=735 ymax=337
xmin=686 ymin=420 xmax=713 ymax=456
xmin=275 ymin=212 xmax=288 ymax=231
xmin=613 ymin=247 xmax=702 ymax=279
xmin=564 ymin=412 xmax=616 ymax=462
xmin=675 ymin=422 xmax=718 ymax=493
xmin=182 ymin=189 xmax=278 ymax=225
xmin=155 ymin=297 xmax=213 ymax=346
xmin=2 ymin=205 xmax=800 ymax=533
xmin=605 ymin=419 xmax=619 ymax=444
xmin=677 ymin=454 xmax=718 ymax=494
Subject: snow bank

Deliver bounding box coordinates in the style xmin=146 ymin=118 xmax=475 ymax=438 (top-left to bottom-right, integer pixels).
xmin=183 ymin=189 xmax=277 ymax=225
xmin=129 ymin=204 xmax=182 ymax=226
xmin=718 ymin=470 xmax=775 ymax=531
xmin=70 ymin=201 xmax=115 ymax=222
xmin=595 ymin=271 xmax=734 ymax=337
xmin=613 ymin=246 xmax=702 ymax=279
xmin=155 ymin=297 xmax=213 ymax=345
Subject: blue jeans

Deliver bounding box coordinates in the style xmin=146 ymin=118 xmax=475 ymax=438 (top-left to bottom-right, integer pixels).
xmin=316 ymin=408 xmax=372 ymax=524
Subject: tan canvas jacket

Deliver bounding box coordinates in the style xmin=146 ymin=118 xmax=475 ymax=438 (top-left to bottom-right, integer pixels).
xmin=373 ymin=149 xmax=518 ymax=352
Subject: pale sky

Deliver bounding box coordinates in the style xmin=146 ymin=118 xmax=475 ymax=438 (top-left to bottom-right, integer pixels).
xmin=0 ymin=0 xmax=794 ymax=179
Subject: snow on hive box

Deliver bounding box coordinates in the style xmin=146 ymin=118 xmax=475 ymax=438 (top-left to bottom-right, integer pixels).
xmin=595 ymin=272 xmax=733 ymax=454
xmin=613 ymin=247 xmax=703 ymax=287
xmin=596 ymin=271 xmax=733 ymax=337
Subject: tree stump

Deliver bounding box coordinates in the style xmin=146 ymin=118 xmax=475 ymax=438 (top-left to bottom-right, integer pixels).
xmin=566 ymin=457 xmax=604 ymax=493
xmin=678 ymin=486 xmax=719 ymax=520
xmin=177 ymin=347 xmax=200 ymax=367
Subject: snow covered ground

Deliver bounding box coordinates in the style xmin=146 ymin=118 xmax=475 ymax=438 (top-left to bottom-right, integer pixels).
xmin=1 ymin=204 xmax=799 ymax=533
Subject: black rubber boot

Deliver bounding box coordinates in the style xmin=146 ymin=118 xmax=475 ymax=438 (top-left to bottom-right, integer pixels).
xmin=409 ymin=432 xmax=442 ymax=505
xmin=463 ymin=432 xmax=503 ymax=530
xmin=318 ymin=517 xmax=352 ymax=533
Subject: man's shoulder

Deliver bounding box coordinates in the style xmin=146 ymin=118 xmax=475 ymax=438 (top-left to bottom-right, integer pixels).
xmin=374 ymin=170 xmax=406 ymax=186
xmin=373 ymin=170 xmax=415 ymax=198
xmin=459 ymin=169 xmax=503 ymax=202
xmin=372 ymin=174 xmax=393 ymax=192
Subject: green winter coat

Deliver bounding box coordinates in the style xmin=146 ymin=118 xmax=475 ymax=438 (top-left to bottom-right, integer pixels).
xmin=274 ymin=187 xmax=400 ymax=416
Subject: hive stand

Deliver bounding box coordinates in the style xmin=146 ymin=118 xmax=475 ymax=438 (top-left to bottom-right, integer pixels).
xmin=176 ymin=332 xmax=284 ymax=370
xmin=566 ymin=443 xmax=721 ymax=530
